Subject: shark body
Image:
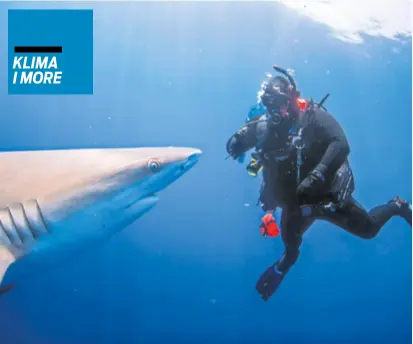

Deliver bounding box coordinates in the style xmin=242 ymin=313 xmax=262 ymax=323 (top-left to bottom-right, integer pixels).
xmin=0 ymin=147 xmax=201 ymax=294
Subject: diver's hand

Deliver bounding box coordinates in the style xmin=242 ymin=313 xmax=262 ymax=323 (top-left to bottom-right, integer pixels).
xmin=256 ymin=264 xmax=284 ymax=301
xmin=296 ymin=168 xmax=326 ymax=204
xmin=226 ymin=133 xmax=246 ymax=159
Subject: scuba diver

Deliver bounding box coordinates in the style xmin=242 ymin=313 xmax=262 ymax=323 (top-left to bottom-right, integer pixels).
xmin=226 ymin=65 xmax=412 ymax=302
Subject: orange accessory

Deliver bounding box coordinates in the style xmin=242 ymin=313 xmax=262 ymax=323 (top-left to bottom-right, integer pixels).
xmin=260 ymin=213 xmax=280 ymax=237
xmin=296 ymin=98 xmax=308 ymax=111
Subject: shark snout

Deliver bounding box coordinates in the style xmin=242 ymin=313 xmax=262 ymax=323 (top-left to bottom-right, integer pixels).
xmin=180 ymin=149 xmax=202 ymax=172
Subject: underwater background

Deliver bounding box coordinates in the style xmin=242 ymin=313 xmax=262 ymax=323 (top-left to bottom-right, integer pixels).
xmin=0 ymin=1 xmax=411 ymax=343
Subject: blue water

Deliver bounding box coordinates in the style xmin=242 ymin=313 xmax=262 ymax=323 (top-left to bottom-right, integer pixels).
xmin=0 ymin=2 xmax=411 ymax=343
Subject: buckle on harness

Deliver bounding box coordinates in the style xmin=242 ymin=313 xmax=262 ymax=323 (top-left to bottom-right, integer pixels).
xmin=301 ymin=202 xmax=337 ymax=217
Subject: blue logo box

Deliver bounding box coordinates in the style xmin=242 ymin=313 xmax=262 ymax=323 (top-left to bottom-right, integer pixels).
xmin=8 ymin=9 xmax=94 ymax=95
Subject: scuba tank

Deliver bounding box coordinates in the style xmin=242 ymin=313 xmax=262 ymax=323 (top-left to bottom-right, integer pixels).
xmin=246 ymin=102 xmax=267 ymax=122
xmin=236 ymin=102 xmax=267 ymax=165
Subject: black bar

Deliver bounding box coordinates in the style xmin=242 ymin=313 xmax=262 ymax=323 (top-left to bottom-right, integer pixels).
xmin=14 ymin=46 xmax=62 ymax=53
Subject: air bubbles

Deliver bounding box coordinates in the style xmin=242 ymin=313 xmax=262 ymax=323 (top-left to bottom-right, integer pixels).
xmin=287 ymin=68 xmax=295 ymax=76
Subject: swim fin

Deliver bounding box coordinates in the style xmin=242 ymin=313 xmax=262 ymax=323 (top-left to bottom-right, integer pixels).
xmin=256 ymin=264 xmax=285 ymax=301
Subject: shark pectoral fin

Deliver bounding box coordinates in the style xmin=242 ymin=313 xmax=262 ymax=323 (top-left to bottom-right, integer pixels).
xmin=0 ymin=244 xmax=25 ymax=294
xmin=0 ymin=283 xmax=16 ymax=295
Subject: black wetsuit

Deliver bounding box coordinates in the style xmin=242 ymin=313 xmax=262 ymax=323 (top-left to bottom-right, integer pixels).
xmin=228 ymin=107 xmax=410 ymax=275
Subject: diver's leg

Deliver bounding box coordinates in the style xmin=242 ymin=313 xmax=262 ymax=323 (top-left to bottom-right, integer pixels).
xmin=258 ymin=168 xmax=278 ymax=211
xmin=256 ymin=207 xmax=314 ymax=301
xmin=277 ymin=209 xmax=315 ymax=272
xmin=324 ymin=197 xmax=412 ymax=239
xmin=379 ymin=197 xmax=411 ymax=226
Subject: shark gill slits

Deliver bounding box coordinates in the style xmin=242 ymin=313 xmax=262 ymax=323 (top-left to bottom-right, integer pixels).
xmin=0 ymin=200 xmax=50 ymax=246
xmin=0 ymin=208 xmax=23 ymax=245
xmin=147 ymin=159 xmax=161 ymax=173
xmin=8 ymin=203 xmax=36 ymax=242
xmin=0 ymin=220 xmax=12 ymax=245
xmin=22 ymin=199 xmax=50 ymax=236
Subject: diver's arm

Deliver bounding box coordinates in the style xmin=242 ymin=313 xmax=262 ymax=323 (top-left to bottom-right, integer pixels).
xmin=312 ymin=109 xmax=350 ymax=180
xmin=226 ymin=116 xmax=261 ymax=158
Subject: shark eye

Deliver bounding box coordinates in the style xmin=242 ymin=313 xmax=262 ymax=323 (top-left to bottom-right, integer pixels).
xmin=147 ymin=159 xmax=161 ymax=173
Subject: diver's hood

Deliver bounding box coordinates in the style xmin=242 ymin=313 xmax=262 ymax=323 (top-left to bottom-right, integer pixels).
xmin=259 ymin=65 xmax=299 ymax=113
xmin=260 ymin=76 xmax=291 ymax=111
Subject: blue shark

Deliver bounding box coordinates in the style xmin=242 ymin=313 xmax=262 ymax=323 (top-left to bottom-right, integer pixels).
xmin=0 ymin=147 xmax=201 ymax=294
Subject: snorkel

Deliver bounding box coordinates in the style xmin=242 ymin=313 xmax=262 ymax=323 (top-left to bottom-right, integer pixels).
xmin=272 ymin=65 xmax=298 ymax=96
